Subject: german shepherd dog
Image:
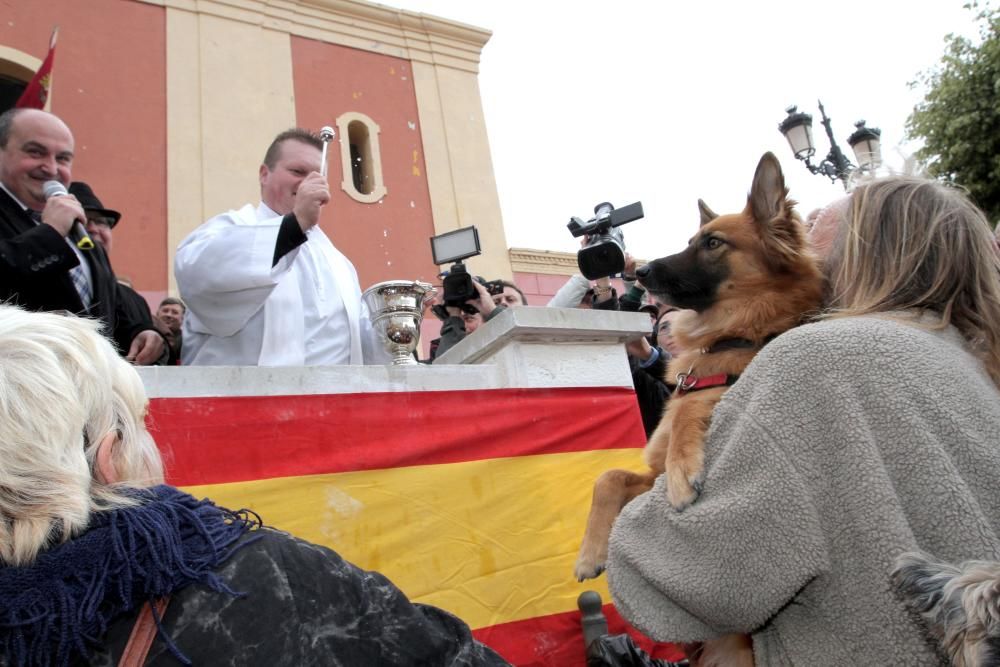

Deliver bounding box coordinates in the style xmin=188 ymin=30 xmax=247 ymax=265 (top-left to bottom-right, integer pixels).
xmin=574 ymin=153 xmax=824 ymax=665
xmin=893 ymin=552 xmax=1000 ymax=666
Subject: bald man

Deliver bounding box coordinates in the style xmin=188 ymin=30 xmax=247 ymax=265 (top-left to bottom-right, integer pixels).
xmin=0 ymin=108 xmax=163 ymax=364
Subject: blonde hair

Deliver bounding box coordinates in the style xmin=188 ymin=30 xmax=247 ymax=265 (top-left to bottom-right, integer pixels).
xmin=0 ymin=306 xmax=164 ymax=565
xmin=826 ymin=176 xmax=1000 ymax=387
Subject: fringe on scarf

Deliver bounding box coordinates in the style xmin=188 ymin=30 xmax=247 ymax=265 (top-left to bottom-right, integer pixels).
xmin=0 ymin=485 xmax=262 ymax=666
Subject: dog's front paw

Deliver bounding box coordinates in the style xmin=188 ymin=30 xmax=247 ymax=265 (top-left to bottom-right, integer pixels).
xmin=574 ymin=551 xmax=607 ymax=582
xmin=666 ymin=467 xmax=704 ymax=511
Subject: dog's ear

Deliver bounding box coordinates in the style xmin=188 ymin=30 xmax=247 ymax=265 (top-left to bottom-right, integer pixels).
xmin=748 ymin=152 xmax=787 ymax=223
xmin=744 ymin=153 xmax=809 ymax=272
xmin=697 ymin=199 xmax=718 ymax=227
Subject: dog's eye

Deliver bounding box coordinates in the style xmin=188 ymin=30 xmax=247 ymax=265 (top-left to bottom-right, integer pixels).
xmin=706 ymin=237 xmax=723 ymax=250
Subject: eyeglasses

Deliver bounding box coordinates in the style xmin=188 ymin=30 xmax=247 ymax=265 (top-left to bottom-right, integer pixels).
xmin=86 ymin=215 xmax=116 ymax=228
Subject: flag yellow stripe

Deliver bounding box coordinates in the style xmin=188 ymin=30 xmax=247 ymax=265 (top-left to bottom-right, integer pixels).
xmin=182 ymin=448 xmax=646 ymax=629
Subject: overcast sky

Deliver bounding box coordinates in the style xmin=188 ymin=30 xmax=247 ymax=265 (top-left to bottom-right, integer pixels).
xmin=386 ymin=0 xmax=978 ymax=258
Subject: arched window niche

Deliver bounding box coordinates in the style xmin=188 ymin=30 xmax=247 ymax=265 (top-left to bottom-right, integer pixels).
xmin=336 ymin=111 xmax=387 ymax=204
xmin=0 ymin=46 xmax=43 ymax=112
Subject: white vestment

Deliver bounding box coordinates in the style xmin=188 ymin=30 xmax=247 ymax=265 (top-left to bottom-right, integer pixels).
xmin=175 ymin=203 xmax=388 ymax=366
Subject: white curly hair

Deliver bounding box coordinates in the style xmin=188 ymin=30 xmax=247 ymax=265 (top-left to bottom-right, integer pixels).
xmin=0 ymin=305 xmax=164 ymax=565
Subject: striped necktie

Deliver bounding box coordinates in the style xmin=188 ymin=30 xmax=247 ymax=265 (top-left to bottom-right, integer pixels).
xmin=29 ymin=209 xmax=92 ymax=309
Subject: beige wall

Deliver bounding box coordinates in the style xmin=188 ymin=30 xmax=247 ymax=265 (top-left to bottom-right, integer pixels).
xmin=164 ymin=6 xmax=297 ymax=292
xmin=412 ymin=63 xmax=509 ymax=280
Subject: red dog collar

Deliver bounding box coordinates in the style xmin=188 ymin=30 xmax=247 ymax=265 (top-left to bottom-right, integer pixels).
xmin=674 ymin=372 xmax=739 ymax=396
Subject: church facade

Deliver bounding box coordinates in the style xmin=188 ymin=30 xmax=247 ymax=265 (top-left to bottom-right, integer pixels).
xmin=0 ymin=0 xmax=513 ymax=306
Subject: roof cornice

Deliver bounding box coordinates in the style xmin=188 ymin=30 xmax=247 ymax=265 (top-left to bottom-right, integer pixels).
xmin=141 ymin=0 xmax=492 ymax=73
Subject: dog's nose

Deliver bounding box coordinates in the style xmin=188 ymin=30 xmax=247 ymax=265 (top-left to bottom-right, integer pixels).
xmin=635 ymin=264 xmax=650 ymax=279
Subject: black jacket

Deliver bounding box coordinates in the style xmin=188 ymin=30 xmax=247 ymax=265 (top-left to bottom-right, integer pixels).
xmin=593 ymin=289 xmax=672 ymax=436
xmin=630 ymin=349 xmax=672 ymax=437
xmin=0 ymin=187 xmax=154 ymax=352
xmin=90 ymin=529 xmax=511 ymax=666
xmin=431 ymin=305 xmax=508 ymax=362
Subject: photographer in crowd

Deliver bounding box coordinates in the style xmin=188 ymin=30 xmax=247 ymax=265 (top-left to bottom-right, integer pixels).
xmin=557 ymin=201 xmax=643 ymax=310
xmin=580 ymin=251 xmax=686 ymax=436
xmin=430 ymin=277 xmax=524 ymax=361
xmin=547 ymin=273 xmax=591 ymax=308
xmin=626 ymin=306 xmax=684 ymax=436
xmin=492 ymin=280 xmax=528 ymax=308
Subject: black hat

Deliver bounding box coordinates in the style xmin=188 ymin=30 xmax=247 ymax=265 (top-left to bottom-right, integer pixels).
xmin=68 ymin=182 xmax=121 ymax=228
xmin=638 ymin=303 xmax=660 ymax=317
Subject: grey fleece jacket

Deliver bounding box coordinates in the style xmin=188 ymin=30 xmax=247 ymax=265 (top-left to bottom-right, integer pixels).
xmin=607 ymin=314 xmax=1000 ymax=666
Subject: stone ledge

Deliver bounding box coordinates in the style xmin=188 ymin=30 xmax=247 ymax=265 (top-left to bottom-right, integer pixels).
xmin=434 ymin=306 xmax=650 ymax=367
xmin=141 ymin=0 xmax=491 ymax=73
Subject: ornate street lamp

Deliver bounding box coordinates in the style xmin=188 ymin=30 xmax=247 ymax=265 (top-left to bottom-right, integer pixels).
xmin=847 ymin=120 xmax=882 ymax=172
xmin=778 ymin=101 xmax=882 ymax=190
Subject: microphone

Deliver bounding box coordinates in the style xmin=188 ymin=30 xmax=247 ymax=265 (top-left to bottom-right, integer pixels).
xmin=42 ymin=180 xmax=94 ymax=250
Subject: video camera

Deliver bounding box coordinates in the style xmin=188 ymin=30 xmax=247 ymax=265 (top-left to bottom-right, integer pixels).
xmin=567 ymin=201 xmax=644 ymax=280
xmin=429 ymin=226 xmax=504 ymax=309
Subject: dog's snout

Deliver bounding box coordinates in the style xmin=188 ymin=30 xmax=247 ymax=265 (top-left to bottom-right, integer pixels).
xmin=635 ymin=264 xmax=650 ymax=279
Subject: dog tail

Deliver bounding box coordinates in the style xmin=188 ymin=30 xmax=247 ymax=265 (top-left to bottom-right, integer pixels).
xmin=891 ymin=551 xmax=1000 ymax=667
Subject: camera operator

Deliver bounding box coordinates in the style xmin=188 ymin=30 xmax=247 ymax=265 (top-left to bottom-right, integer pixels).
xmin=492 ymin=280 xmax=528 ymax=308
xmin=582 ymin=247 xmax=643 ymax=311
xmin=429 ymin=279 xmax=508 ymax=362
xmin=546 ymin=273 xmax=591 ymax=308
xmin=586 ymin=249 xmax=685 ymax=436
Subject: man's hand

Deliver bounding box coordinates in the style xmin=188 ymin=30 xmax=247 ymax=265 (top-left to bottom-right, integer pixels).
xmin=626 ymin=336 xmax=653 ymax=360
xmin=470 ymin=280 xmax=497 ymax=317
xmin=623 ymin=253 xmax=637 ymax=280
xmin=40 ymin=194 xmax=84 ymax=237
xmin=127 ymin=330 xmax=166 ymax=365
xmin=443 ymin=280 xmax=498 ymax=320
xmin=293 ymin=172 xmax=331 ymax=232
xmin=592 ymin=276 xmax=614 ymax=304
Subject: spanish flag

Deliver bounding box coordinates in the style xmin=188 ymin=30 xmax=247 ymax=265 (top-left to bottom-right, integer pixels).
xmin=148 ymin=386 xmax=684 ymax=665
xmin=15 ymin=26 xmax=57 ymax=110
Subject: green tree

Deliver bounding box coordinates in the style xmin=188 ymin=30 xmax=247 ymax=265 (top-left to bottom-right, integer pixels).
xmin=907 ymin=2 xmax=1000 ymax=225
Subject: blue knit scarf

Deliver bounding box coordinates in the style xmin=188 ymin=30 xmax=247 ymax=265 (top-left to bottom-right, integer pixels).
xmin=0 ymin=485 xmax=261 ymax=666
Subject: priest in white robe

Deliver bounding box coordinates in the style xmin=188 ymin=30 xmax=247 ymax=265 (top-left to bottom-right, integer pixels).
xmin=175 ymin=128 xmax=389 ymax=366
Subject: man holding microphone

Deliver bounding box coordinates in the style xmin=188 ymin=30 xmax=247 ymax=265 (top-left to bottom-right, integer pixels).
xmin=0 ymin=108 xmax=163 ymax=364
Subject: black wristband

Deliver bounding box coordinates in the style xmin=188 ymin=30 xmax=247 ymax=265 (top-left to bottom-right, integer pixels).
xmin=273 ymin=213 xmax=308 ymax=267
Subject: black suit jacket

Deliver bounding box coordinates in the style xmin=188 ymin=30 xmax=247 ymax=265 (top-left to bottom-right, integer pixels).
xmin=0 ymin=186 xmax=153 ymax=353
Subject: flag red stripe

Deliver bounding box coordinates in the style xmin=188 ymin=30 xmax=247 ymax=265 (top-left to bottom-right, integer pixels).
xmin=15 ymin=28 xmax=56 ymax=109
xmin=149 ymin=386 xmax=646 ymax=486
xmin=472 ymin=603 xmax=686 ymax=667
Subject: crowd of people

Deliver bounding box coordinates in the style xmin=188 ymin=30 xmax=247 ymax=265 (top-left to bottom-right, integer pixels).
xmin=0 ymin=106 xmax=642 ymax=368
xmin=1 ymin=104 xmax=1000 ymax=665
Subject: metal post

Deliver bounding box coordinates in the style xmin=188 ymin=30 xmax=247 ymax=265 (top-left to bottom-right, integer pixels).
xmin=817 ymin=100 xmax=853 ymax=190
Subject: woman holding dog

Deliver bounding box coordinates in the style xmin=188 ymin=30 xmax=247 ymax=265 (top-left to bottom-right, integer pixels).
xmin=606 ymin=176 xmax=1000 ymax=664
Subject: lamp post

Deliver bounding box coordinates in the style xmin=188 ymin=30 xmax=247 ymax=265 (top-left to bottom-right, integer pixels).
xmin=778 ymin=100 xmax=882 ymax=190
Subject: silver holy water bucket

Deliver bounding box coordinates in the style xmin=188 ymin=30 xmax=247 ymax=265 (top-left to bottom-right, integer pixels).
xmin=362 ymin=280 xmax=436 ymax=365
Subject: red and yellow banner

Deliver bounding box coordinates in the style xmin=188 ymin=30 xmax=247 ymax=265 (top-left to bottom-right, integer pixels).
xmin=148 ymin=386 xmax=683 ymax=665
xmin=16 ymin=27 xmax=57 ymax=110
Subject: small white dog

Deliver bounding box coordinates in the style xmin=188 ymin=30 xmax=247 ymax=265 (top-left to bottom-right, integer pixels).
xmin=892 ymin=551 xmax=1000 ymax=667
